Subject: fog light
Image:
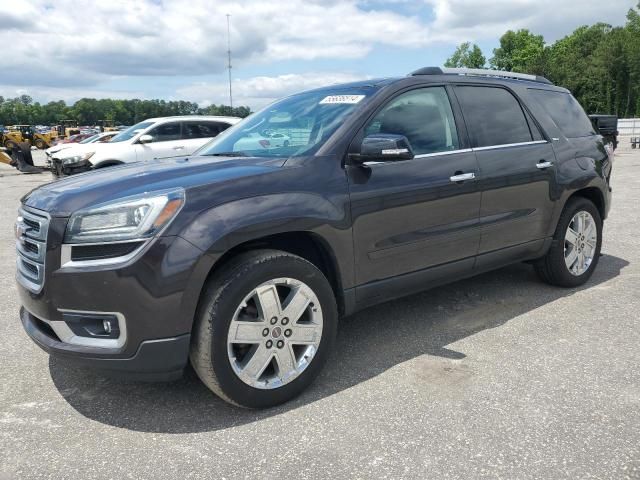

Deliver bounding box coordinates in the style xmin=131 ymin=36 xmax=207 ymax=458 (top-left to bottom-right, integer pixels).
xmin=63 ymin=312 xmax=120 ymax=339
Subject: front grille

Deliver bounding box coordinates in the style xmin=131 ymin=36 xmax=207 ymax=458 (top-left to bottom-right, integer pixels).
xmin=16 ymin=207 xmax=50 ymax=292
xmin=23 ymin=240 xmax=39 ymax=255
xmin=23 ymin=217 xmax=40 ymax=232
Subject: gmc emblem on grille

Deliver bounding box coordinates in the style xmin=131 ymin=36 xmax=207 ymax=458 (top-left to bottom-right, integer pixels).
xmin=15 ymin=221 xmax=27 ymax=239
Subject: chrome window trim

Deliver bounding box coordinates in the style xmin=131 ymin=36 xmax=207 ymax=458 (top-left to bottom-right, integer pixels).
xmin=361 ymin=141 xmax=547 ymax=166
xmin=414 ymin=148 xmax=474 ymax=159
xmin=471 ymin=140 xmax=548 ymax=152
xmin=363 ymin=148 xmax=473 ymax=165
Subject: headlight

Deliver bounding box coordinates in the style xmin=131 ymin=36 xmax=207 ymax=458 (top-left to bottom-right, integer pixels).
xmin=64 ymin=189 xmax=185 ymax=244
xmin=61 ymin=151 xmax=95 ymax=165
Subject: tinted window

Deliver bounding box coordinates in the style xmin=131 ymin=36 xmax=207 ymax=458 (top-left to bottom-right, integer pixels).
xmin=183 ymin=121 xmax=229 ymax=139
xmin=455 ymin=86 xmax=533 ymax=147
xmin=148 ymin=122 xmax=181 ymax=142
xmin=528 ymin=90 xmax=595 ymax=138
xmin=199 ymin=87 xmax=375 ymax=158
xmin=110 ymin=121 xmax=154 ymax=143
xmin=365 ymin=87 xmax=459 ymax=155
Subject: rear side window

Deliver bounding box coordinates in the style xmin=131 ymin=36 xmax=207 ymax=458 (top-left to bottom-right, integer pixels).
xmin=455 ymin=86 xmax=533 ymax=148
xmin=528 ymin=90 xmax=595 ymax=138
xmin=182 ymin=121 xmax=230 ymax=139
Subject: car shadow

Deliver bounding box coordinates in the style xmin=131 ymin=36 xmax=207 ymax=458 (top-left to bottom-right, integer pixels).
xmin=49 ymin=253 xmax=629 ymax=433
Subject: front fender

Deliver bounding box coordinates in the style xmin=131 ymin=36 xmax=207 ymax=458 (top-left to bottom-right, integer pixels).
xmin=182 ymin=192 xmax=351 ymax=262
xmin=175 ymin=191 xmax=354 ymax=324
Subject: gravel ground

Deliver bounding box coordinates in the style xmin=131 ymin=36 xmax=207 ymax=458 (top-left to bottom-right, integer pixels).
xmin=1 ymin=146 xmax=639 ymax=479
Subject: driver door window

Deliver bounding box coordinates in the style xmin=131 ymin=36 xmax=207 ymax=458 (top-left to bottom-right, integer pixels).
xmin=138 ymin=122 xmax=184 ymax=161
xmin=148 ymin=122 xmax=181 ymax=142
xmin=364 ymin=87 xmax=460 ymax=155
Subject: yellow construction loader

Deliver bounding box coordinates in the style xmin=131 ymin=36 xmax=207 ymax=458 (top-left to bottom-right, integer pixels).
xmin=0 ymin=142 xmax=45 ymax=173
xmin=97 ymin=119 xmax=118 ymax=132
xmin=56 ymin=120 xmax=80 ymax=138
xmin=0 ymin=149 xmax=11 ymax=166
xmin=1 ymin=125 xmax=57 ymax=150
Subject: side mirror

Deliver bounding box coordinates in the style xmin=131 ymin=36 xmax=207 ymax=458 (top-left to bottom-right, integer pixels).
xmin=351 ymin=134 xmax=414 ymax=163
xmin=138 ymin=134 xmax=153 ymax=144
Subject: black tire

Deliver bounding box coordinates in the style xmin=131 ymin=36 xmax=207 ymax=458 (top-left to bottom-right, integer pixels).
xmin=4 ymin=140 xmax=17 ymax=151
xmin=535 ymin=197 xmax=602 ymax=287
xmin=34 ymin=139 xmax=46 ymax=149
xmin=190 ymin=249 xmax=338 ymax=408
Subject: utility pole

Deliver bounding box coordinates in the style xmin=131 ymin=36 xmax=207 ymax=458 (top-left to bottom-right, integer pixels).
xmin=226 ymin=14 xmax=233 ymax=111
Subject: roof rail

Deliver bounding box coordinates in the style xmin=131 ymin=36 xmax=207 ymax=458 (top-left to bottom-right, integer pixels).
xmin=410 ymin=67 xmax=553 ymax=85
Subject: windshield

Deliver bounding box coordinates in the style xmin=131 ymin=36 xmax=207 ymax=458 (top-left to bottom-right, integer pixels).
xmin=110 ymin=121 xmax=154 ymax=143
xmin=197 ymin=89 xmax=374 ymax=157
xmin=79 ymin=134 xmax=100 ymax=144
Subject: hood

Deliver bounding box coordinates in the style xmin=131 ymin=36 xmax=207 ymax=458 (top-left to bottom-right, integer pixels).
xmin=52 ymin=143 xmax=95 ymax=158
xmin=22 ymin=155 xmax=286 ymax=217
xmin=46 ymin=144 xmax=74 ymax=155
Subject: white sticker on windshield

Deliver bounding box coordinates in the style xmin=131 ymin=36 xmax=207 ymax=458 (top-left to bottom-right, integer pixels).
xmin=319 ymin=95 xmax=366 ymax=105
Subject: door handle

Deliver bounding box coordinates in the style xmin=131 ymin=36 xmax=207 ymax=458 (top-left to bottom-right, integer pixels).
xmin=536 ymin=160 xmax=553 ymax=169
xmin=173 ymin=146 xmax=185 ymax=150
xmin=449 ymin=172 xmax=476 ymax=183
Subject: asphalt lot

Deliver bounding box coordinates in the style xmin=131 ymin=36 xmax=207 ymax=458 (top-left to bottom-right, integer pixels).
xmin=1 ymin=147 xmax=639 ymax=479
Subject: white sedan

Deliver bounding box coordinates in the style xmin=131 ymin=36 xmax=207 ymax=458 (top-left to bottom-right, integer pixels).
xmin=233 ymin=130 xmax=291 ymax=151
xmin=45 ymin=131 xmax=119 ymax=162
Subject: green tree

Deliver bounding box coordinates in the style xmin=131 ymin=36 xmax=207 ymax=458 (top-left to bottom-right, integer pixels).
xmin=444 ymin=42 xmax=486 ymax=68
xmin=490 ymin=29 xmax=546 ymax=74
xmin=625 ymin=1 xmax=640 ymax=115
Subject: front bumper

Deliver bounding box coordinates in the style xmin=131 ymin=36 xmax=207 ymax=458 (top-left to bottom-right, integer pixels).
xmin=21 ymin=307 xmax=190 ymax=381
xmin=50 ymin=158 xmax=92 ymax=177
xmin=16 ymin=209 xmax=208 ymax=380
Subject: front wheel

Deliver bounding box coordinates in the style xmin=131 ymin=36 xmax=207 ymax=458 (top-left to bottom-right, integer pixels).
xmin=535 ymin=197 xmax=602 ymax=287
xmin=190 ymin=250 xmax=338 ymax=408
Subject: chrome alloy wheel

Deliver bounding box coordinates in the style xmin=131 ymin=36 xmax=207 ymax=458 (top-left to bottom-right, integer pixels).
xmin=564 ymin=210 xmax=598 ymax=276
xmin=227 ymin=278 xmax=323 ymax=389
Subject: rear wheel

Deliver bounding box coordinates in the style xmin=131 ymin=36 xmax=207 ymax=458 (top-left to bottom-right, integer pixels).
xmin=34 ymin=139 xmax=46 ymax=149
xmin=535 ymin=197 xmax=602 ymax=287
xmin=4 ymin=140 xmax=17 ymax=151
xmin=190 ymin=250 xmax=337 ymax=408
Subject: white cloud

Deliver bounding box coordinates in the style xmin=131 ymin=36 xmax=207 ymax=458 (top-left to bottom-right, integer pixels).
xmin=2 ymin=0 xmax=429 ymax=88
xmin=177 ymin=72 xmax=370 ymax=109
xmin=424 ymin=0 xmax=635 ymax=43
xmin=1 ymin=0 xmax=635 ymax=102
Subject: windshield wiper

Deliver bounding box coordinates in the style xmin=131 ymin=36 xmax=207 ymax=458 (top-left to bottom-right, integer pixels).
xmin=207 ymin=152 xmax=248 ymax=157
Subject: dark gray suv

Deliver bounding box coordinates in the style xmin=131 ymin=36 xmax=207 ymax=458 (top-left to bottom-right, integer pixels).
xmin=17 ymin=67 xmax=612 ymax=408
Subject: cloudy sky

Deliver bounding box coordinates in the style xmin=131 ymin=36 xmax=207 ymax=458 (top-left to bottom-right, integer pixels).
xmin=1 ymin=0 xmax=636 ymax=109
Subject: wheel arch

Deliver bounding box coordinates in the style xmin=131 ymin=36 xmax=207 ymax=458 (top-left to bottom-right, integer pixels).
xmin=197 ymin=231 xmax=346 ymax=316
xmin=566 ymin=186 xmax=606 ymax=220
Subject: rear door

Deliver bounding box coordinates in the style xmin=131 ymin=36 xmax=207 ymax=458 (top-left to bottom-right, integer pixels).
xmin=453 ymin=85 xmax=557 ymax=260
xmin=347 ymin=86 xmax=481 ymax=300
